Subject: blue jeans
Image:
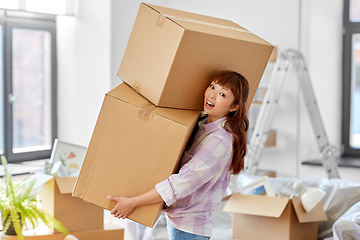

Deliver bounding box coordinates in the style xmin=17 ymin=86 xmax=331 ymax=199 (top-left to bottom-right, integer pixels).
xmin=167 ymin=220 xmax=210 ymax=240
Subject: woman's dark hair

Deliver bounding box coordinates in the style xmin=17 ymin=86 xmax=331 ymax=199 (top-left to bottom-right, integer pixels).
xmin=211 ymin=71 xmax=250 ymax=175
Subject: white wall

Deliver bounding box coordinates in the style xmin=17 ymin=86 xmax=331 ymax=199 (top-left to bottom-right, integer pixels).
xmin=57 ymin=0 xmax=112 ymax=147
xmin=297 ymin=0 xmax=346 ymax=179
xmin=111 ymin=0 xmax=167 ymax=88
xmin=57 ymin=0 xmax=360 ymax=183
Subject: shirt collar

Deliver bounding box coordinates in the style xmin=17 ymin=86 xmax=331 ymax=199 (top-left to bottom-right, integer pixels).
xmin=198 ymin=116 xmax=226 ymax=135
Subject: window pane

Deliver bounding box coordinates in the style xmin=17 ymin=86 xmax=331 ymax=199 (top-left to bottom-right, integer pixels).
xmin=26 ymin=0 xmax=66 ymax=15
xmin=0 ymin=25 xmax=3 ymax=155
xmin=351 ymin=0 xmax=360 ymax=22
xmin=0 ymin=0 xmax=18 ymax=10
xmin=351 ymin=34 xmax=360 ymax=149
xmin=12 ymin=28 xmax=52 ymax=153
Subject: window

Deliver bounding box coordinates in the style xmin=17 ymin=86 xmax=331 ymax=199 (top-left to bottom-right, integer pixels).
xmin=0 ymin=24 xmax=4 ymax=155
xmin=343 ymin=0 xmax=360 ymax=156
xmin=1 ymin=12 xmax=57 ymax=163
xmin=0 ymin=0 xmax=72 ymax=15
xmin=26 ymin=0 xmax=66 ymax=15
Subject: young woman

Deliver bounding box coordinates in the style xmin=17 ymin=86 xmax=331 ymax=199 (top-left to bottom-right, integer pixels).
xmin=107 ymin=71 xmax=250 ymax=240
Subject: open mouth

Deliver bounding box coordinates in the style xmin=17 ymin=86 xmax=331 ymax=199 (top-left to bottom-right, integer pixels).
xmin=206 ymin=100 xmax=215 ymax=107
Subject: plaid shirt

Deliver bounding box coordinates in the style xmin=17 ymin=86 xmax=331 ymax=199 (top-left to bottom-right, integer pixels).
xmin=155 ymin=116 xmax=233 ymax=237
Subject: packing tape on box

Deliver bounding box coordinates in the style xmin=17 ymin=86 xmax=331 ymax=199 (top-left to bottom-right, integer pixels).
xmin=134 ymin=81 xmax=141 ymax=92
xmin=139 ymin=102 xmax=156 ymax=120
xmin=156 ymin=14 xmax=166 ymax=28
xmin=156 ymin=13 xmax=250 ymax=34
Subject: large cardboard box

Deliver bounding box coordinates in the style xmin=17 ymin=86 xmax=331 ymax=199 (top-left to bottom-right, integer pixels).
xmin=118 ymin=3 xmax=274 ymax=111
xmin=26 ymin=174 xmax=104 ymax=233
xmin=4 ymin=228 xmax=124 ymax=240
xmin=223 ymin=194 xmax=328 ymax=240
xmin=73 ymin=83 xmax=201 ymax=227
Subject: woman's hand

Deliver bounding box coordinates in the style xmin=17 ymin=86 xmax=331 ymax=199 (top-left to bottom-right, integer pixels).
xmin=107 ymin=188 xmax=163 ymax=219
xmin=107 ymin=195 xmax=137 ymax=219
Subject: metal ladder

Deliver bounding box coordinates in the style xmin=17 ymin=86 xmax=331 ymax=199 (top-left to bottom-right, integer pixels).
xmin=244 ymin=49 xmax=340 ymax=179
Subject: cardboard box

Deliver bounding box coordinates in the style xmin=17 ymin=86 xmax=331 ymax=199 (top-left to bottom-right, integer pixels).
xmin=265 ymin=129 xmax=276 ymax=147
xmin=26 ymin=174 xmax=104 ymax=233
xmin=269 ymin=46 xmax=277 ymax=62
xmin=118 ymin=3 xmax=274 ymax=111
xmin=73 ymin=83 xmax=201 ymax=227
xmin=4 ymin=228 xmax=124 ymax=240
xmin=223 ymin=194 xmax=328 ymax=240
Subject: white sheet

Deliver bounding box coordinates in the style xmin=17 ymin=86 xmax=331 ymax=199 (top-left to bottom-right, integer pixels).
xmin=332 ymin=200 xmax=360 ymax=240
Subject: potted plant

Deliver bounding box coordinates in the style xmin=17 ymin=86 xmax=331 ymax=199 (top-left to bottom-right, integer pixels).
xmin=0 ymin=155 xmax=69 ymax=240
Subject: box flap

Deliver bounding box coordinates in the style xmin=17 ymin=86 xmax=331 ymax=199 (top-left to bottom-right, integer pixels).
xmin=223 ymin=194 xmax=289 ymax=218
xmin=54 ymin=177 xmax=77 ymax=194
xmin=107 ymin=83 xmax=200 ymax=126
xmin=153 ymin=108 xmax=200 ymax=127
xmin=291 ymin=198 xmax=328 ymax=223
xmin=107 ymin=82 xmax=149 ymax=108
xmin=22 ymin=173 xmax=54 ymax=190
xmin=146 ymin=3 xmax=246 ymax=31
xmin=146 ymin=3 xmax=272 ymax=46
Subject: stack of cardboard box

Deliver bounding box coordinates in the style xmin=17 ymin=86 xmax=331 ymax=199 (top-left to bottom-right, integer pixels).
xmin=5 ymin=174 xmax=124 ymax=239
xmin=73 ymin=2 xmax=273 ymax=228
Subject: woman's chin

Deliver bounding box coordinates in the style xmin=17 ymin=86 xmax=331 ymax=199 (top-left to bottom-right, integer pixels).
xmin=203 ymin=108 xmax=210 ymax=115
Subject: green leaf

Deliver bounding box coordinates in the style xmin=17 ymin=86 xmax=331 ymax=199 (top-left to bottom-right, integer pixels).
xmin=0 ymin=155 xmax=70 ymax=238
xmin=21 ymin=179 xmax=36 ymax=201
xmin=42 ymin=211 xmax=69 ymax=235
xmin=1 ymin=210 xmax=9 ymax=223
xmin=1 ymin=155 xmax=8 ymax=166
xmin=25 ymin=208 xmax=38 ymax=230
xmin=1 ymin=216 xmax=12 ymax=239
xmin=9 ymin=209 xmax=24 ymax=240
xmin=1 ymin=156 xmax=15 ymax=203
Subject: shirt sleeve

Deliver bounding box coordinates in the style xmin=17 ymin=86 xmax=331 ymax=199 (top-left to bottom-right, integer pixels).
xmin=155 ymin=136 xmax=229 ymax=206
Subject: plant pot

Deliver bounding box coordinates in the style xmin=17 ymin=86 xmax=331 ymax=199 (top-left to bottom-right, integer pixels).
xmin=2 ymin=212 xmax=22 ymax=236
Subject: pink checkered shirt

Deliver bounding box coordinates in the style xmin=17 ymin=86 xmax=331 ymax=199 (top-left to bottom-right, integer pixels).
xmin=155 ymin=116 xmax=233 ymax=237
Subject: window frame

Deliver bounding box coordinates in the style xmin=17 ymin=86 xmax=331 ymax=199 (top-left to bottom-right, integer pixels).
xmin=342 ymin=0 xmax=360 ymax=157
xmin=1 ymin=10 xmax=57 ymax=163
xmin=0 ymin=17 xmax=4 ymax=156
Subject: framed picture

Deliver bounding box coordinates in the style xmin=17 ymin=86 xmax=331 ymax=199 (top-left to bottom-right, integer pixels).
xmin=46 ymin=139 xmax=87 ymax=175
xmin=241 ymin=175 xmax=275 ymax=197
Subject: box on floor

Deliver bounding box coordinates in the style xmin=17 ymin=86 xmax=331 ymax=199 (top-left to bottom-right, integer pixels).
xmin=73 ymin=83 xmax=201 ymax=227
xmin=223 ymin=194 xmax=328 ymax=240
xmin=26 ymin=173 xmax=103 ymax=233
xmin=3 ymin=228 xmax=124 ymax=240
xmin=118 ymin=2 xmax=274 ymax=111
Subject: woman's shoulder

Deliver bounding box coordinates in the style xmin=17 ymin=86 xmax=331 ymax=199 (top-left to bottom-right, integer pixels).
xmin=206 ymin=127 xmax=233 ymax=146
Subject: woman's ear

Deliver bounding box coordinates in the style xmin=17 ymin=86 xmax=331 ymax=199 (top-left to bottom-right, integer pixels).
xmin=230 ymin=104 xmax=238 ymax=113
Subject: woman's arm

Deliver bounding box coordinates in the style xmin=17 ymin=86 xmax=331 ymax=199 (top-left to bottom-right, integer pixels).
xmin=156 ymin=137 xmax=226 ymax=207
xmin=107 ymin=188 xmax=163 ymax=219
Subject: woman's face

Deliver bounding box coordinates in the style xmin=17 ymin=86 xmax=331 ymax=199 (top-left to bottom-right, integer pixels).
xmin=204 ymin=81 xmax=238 ymax=123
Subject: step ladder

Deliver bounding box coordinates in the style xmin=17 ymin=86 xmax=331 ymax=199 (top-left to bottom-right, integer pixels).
xmin=244 ymin=49 xmax=340 ymax=179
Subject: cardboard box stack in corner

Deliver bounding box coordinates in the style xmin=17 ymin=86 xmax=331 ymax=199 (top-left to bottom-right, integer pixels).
xmin=223 ymin=194 xmax=328 ymax=240
xmin=73 ymin=2 xmax=274 ymax=228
